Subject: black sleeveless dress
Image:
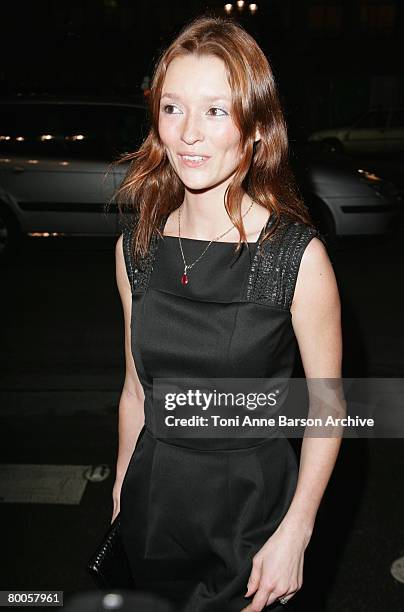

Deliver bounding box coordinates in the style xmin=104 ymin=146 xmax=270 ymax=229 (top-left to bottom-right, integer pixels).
xmin=119 ymin=211 xmax=322 ymax=612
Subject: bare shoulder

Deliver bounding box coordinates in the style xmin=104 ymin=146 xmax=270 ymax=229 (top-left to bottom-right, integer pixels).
xmin=115 ymin=233 xmax=123 ymax=256
xmin=115 ymin=233 xmax=124 ymax=263
xmin=114 ymin=232 xmax=145 ymax=398
xmin=291 ymin=235 xmax=340 ymax=323
xmin=290 ymin=232 xmax=342 ymax=376
xmin=297 ymin=235 xmax=330 ymax=276
xmin=115 ymin=233 xmax=131 ymax=298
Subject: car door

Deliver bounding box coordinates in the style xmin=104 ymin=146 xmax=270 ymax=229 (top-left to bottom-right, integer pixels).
xmin=385 ymin=108 xmax=404 ymax=153
xmin=345 ymin=109 xmax=390 ymax=154
xmin=0 ymin=102 xmax=117 ymax=236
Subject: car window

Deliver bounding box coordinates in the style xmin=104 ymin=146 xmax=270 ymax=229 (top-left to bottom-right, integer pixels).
xmin=108 ymin=107 xmax=150 ymax=157
xmin=0 ymin=107 xmax=15 ymax=154
xmin=57 ymin=104 xmax=150 ymax=160
xmin=0 ymin=103 xmax=150 ymax=160
xmin=55 ymin=105 xmax=116 ymax=160
xmin=0 ymin=104 xmax=67 ymax=156
xmin=353 ymin=109 xmax=389 ymax=129
xmin=389 ymin=109 xmax=404 ymax=128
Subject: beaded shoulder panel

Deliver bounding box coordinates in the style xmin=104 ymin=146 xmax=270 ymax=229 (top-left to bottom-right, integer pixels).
xmin=121 ymin=214 xmax=162 ymax=294
xmin=122 ymin=212 xmax=325 ymax=306
xmin=246 ymin=215 xmax=325 ymax=310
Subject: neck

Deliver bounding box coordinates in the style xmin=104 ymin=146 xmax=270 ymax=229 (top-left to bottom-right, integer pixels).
xmin=178 ymin=175 xmax=252 ymax=241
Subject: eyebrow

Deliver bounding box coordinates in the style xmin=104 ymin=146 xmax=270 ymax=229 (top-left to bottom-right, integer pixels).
xmin=161 ymin=93 xmax=231 ymax=103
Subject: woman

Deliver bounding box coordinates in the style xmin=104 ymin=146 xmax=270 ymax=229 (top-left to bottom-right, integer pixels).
xmin=111 ymin=15 xmax=343 ymax=612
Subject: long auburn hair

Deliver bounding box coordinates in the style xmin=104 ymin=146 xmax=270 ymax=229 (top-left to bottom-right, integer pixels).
xmin=113 ymin=15 xmax=313 ymax=260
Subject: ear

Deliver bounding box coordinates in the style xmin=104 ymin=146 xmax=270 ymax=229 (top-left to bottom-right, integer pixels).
xmin=254 ymin=126 xmax=261 ymax=143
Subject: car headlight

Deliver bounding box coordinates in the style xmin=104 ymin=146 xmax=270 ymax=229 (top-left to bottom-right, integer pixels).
xmin=357 ymin=168 xmax=382 ymax=182
xmin=358 ymin=168 xmax=402 ymax=200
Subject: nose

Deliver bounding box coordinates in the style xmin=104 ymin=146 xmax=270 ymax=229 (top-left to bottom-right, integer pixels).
xmin=180 ymin=111 xmax=204 ymax=145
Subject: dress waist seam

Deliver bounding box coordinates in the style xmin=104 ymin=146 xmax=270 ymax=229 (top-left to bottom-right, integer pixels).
xmin=143 ymin=426 xmax=283 ymax=453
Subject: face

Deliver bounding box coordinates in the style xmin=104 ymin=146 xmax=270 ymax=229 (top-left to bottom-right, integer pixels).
xmin=158 ymin=54 xmax=242 ymax=191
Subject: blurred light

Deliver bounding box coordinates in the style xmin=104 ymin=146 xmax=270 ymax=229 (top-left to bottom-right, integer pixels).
xmin=0 ymin=158 xmax=11 ymax=163
xmin=15 ymin=136 xmax=25 ymax=142
xmin=224 ymin=3 xmax=232 ymax=13
xmin=0 ymin=135 xmax=11 ymax=141
xmin=249 ymin=3 xmax=258 ymax=13
xmin=58 ymin=161 xmax=69 ymax=166
xmin=28 ymin=159 xmax=39 ymax=164
xmin=237 ymin=0 xmax=244 ymax=7
xmin=102 ymin=593 xmax=124 ymax=610
xmin=65 ymin=134 xmax=85 ymax=141
xmin=40 ymin=134 xmax=53 ymax=141
xmin=28 ymin=232 xmax=62 ymax=237
xmin=358 ymin=169 xmax=382 ymax=182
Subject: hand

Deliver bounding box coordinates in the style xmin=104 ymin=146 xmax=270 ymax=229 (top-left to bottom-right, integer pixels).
xmin=111 ymin=479 xmax=122 ymax=524
xmin=243 ymin=520 xmax=312 ymax=611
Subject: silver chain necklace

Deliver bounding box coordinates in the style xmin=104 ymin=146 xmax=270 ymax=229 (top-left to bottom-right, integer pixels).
xmin=178 ymin=201 xmax=254 ymax=286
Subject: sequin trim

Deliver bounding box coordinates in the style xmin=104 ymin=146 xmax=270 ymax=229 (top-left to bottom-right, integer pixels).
xmin=246 ymin=216 xmax=324 ymax=309
xmin=122 ymin=213 xmax=163 ymax=294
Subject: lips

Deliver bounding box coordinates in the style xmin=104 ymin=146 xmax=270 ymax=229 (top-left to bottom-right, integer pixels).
xmin=177 ymin=153 xmax=210 ymax=168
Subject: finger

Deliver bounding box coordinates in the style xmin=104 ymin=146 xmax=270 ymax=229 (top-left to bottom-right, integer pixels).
xmin=267 ymin=591 xmax=296 ymax=607
xmin=250 ymin=585 xmax=273 ymax=610
xmin=299 ymin=556 xmax=304 ymax=584
xmin=265 ymin=591 xmax=280 ymax=607
xmin=245 ymin=560 xmax=262 ymax=597
xmin=265 ymin=587 xmax=292 ymax=607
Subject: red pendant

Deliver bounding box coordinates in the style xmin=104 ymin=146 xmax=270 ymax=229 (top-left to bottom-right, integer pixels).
xmin=181 ymin=273 xmax=189 ymax=285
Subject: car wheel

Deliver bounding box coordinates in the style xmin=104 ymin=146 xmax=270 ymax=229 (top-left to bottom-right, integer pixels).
xmin=0 ymin=203 xmax=21 ymax=258
xmin=320 ymin=139 xmax=344 ymax=155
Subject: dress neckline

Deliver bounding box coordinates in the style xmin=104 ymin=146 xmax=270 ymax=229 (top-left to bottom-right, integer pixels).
xmin=161 ymin=235 xmax=254 ymax=245
xmin=159 ymin=211 xmax=272 ymax=246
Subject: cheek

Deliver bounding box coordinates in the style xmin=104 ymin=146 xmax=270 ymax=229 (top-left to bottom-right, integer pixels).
xmin=210 ymin=122 xmax=241 ymax=156
xmin=158 ymin=117 xmax=177 ymax=147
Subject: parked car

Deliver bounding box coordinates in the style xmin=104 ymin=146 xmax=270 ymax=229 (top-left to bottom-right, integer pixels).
xmin=290 ymin=147 xmax=401 ymax=239
xmin=308 ymin=107 xmax=404 ymax=155
xmin=0 ymin=97 xmax=401 ymax=256
xmin=0 ymin=97 xmax=149 ymax=255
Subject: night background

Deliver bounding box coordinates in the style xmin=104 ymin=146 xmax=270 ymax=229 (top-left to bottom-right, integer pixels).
xmin=1 ymin=1 xmax=404 ymax=611
xmin=2 ymin=0 xmax=404 ymax=134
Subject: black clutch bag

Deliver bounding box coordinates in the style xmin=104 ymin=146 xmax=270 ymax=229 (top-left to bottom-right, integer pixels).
xmin=87 ymin=512 xmax=135 ymax=589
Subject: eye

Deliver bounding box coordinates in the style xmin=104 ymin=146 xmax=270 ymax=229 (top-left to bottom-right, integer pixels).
xmin=162 ymin=104 xmax=182 ymax=114
xmin=207 ymin=107 xmax=228 ymax=117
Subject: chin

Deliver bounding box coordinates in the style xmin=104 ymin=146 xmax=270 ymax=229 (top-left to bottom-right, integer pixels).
xmin=179 ymin=175 xmax=216 ymax=191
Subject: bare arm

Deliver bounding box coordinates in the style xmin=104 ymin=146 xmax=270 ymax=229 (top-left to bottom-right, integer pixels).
xmin=282 ymin=236 xmax=344 ymax=537
xmin=112 ymin=234 xmax=145 ymax=522
xmin=244 ymin=236 xmax=344 ymax=610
